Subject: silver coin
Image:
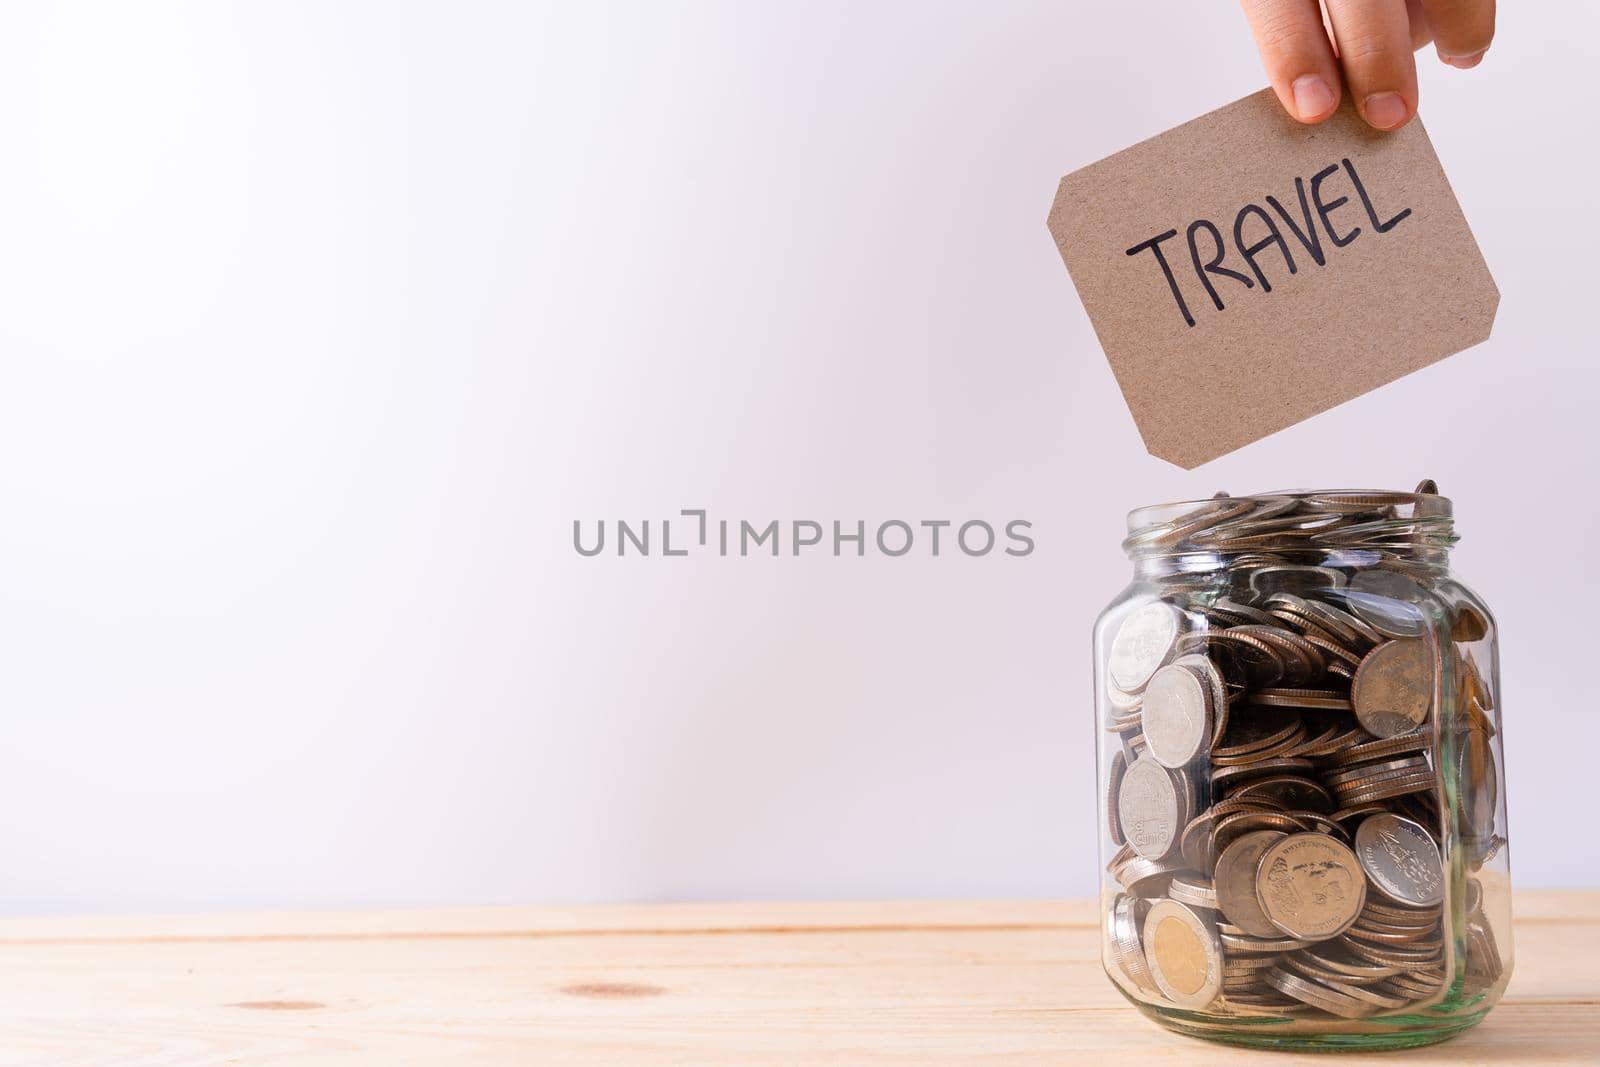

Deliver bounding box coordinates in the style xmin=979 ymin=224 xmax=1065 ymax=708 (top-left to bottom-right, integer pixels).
xmin=1106 ymin=749 xmax=1128 ymax=846
xmin=1108 ymin=893 xmax=1159 ymax=995
xmin=1354 ymin=813 xmax=1444 ymax=907
xmin=1106 ymin=679 xmax=1141 ymax=716
xmin=1248 ymin=565 xmax=1347 ymax=595
xmin=1113 ymin=854 xmax=1185 ymax=896
xmin=1168 ymin=874 xmax=1219 ymax=911
xmin=1263 ymin=967 xmax=1376 ymax=1019
xmin=1171 ymin=653 xmax=1229 ymax=745
xmin=1323 ymin=757 xmax=1430 ymax=786
xmin=1345 ymin=571 xmax=1431 ymax=638
xmin=1108 ymin=602 xmax=1183 ymax=693
xmin=1118 ymin=755 xmax=1184 ymax=861
xmin=1142 ymin=664 xmax=1212 ymax=769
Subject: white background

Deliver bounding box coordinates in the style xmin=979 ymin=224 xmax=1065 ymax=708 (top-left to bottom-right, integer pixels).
xmin=0 ymin=2 xmax=1594 ymax=915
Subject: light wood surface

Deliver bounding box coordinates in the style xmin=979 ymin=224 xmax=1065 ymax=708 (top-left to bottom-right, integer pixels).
xmin=0 ymin=891 xmax=1593 ymax=1065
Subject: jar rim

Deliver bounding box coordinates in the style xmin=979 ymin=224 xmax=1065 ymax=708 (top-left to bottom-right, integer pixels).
xmin=1123 ymin=489 xmax=1456 ymax=562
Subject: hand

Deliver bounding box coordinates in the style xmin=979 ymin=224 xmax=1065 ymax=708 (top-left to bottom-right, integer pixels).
xmin=1240 ymin=1 xmax=1494 ymax=131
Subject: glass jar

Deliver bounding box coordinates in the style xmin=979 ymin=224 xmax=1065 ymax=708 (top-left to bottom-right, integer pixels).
xmin=1093 ymin=487 xmax=1510 ymax=1051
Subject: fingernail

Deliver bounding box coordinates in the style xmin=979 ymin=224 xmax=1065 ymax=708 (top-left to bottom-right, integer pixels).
xmin=1362 ymin=91 xmax=1409 ymax=130
xmin=1441 ymin=48 xmax=1487 ymax=70
xmin=1292 ymin=75 xmax=1336 ymax=120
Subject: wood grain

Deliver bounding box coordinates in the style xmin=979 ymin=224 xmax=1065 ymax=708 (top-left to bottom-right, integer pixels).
xmin=0 ymin=891 xmax=1592 ymax=1065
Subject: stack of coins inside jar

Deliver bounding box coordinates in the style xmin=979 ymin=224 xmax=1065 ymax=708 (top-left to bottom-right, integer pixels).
xmin=1101 ymin=485 xmax=1506 ymax=1020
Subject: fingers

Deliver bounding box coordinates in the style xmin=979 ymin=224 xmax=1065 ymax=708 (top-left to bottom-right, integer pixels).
xmin=1405 ymin=0 xmax=1435 ymax=50
xmin=1324 ymin=0 xmax=1419 ymax=130
xmin=1240 ymin=0 xmax=1343 ymax=123
xmin=1418 ymin=0 xmax=1495 ymax=68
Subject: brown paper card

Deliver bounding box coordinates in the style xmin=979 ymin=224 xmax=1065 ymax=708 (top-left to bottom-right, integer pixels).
xmin=1048 ymin=89 xmax=1497 ymax=469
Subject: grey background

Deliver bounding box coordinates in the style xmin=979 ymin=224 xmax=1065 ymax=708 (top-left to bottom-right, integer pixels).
xmin=0 ymin=1 xmax=1592 ymax=915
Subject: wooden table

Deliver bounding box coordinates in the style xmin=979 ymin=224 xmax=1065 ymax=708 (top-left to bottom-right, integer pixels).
xmin=0 ymin=891 xmax=1593 ymax=1064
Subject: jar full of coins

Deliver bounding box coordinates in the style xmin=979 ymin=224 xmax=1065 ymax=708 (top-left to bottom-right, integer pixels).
xmin=1095 ymin=486 xmax=1509 ymax=1051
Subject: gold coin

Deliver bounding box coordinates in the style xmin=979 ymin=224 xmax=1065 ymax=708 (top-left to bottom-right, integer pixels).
xmin=1452 ymin=601 xmax=1490 ymax=643
xmin=1352 ymin=639 xmax=1435 ymax=739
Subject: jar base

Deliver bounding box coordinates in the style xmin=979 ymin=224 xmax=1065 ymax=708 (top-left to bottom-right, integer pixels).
xmin=1138 ymin=1004 xmax=1487 ymax=1052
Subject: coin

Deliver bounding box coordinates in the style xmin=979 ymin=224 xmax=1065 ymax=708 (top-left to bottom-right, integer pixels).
xmin=1213 ymin=830 xmax=1286 ymax=938
xmin=1108 ymin=893 xmax=1160 ymax=995
xmin=1211 ymin=757 xmax=1314 ymax=789
xmin=1302 ymin=491 xmax=1411 ymax=512
xmin=1452 ymin=601 xmax=1490 ymax=643
xmin=1172 ymin=653 xmax=1230 ymax=746
xmin=1294 ymin=945 xmax=1400 ymax=980
xmin=1337 ymin=771 xmax=1435 ymax=805
xmin=1223 ymin=953 xmax=1280 ymax=975
xmin=1263 ymin=966 xmax=1375 ymax=1019
xmin=1142 ymin=899 xmax=1223 ymax=1009
xmin=1254 ymin=833 xmax=1366 ymax=941
xmin=1459 ymin=651 xmax=1496 ymax=719
xmin=1323 ymin=732 xmax=1429 ymax=767
xmin=1285 ymin=595 xmax=1374 ymax=650
xmin=1232 ymin=626 xmax=1323 ymax=686
xmin=1321 ymin=975 xmax=1409 ymax=1010
xmin=1180 ymin=798 xmax=1286 ymax=874
xmin=1168 ymin=874 xmax=1219 ymax=911
xmin=1465 ymin=914 xmax=1504 ymax=987
xmin=1106 ymin=750 xmax=1128 ymax=846
xmin=1109 ymin=602 xmax=1183 ymax=693
xmin=1345 ymin=571 xmax=1430 ymax=639
xmin=1142 ymin=664 xmax=1212 ymax=769
xmin=1246 ymin=688 xmax=1351 ymax=710
xmin=1455 ymin=725 xmax=1499 ymax=836
xmin=1114 ymin=854 xmax=1185 ymax=896
xmin=1230 ymin=774 xmax=1334 ymax=813
xmin=1352 ymin=639 xmax=1435 ymax=739
xmin=1212 ymin=598 xmax=1284 ymax=628
xmin=1123 ymin=498 xmax=1256 ymax=553
xmin=1352 ymin=813 xmax=1444 ymax=908
xmin=1298 ymin=630 xmax=1363 ymax=668
xmin=1214 ymin=709 xmax=1301 ymax=758
xmin=1189 ymin=497 xmax=1299 ymax=543
xmin=1361 ymin=899 xmax=1440 ymax=927
xmin=1197 ymin=630 xmax=1286 ymax=687
xmin=1248 ymin=565 xmax=1346 ymax=596
xmin=1118 ymin=755 xmax=1185 ymax=861
xmin=1221 ymin=931 xmax=1311 ymax=953
xmin=1340 ymin=937 xmax=1441 ymax=967
xmin=1323 ymin=757 xmax=1430 ymax=786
